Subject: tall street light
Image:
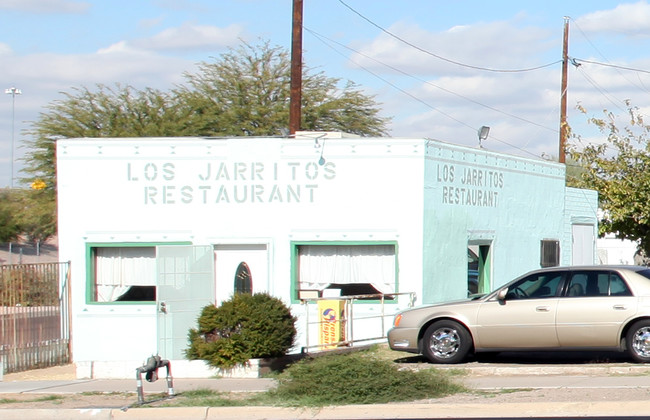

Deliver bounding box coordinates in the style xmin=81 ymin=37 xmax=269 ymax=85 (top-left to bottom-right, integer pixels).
xmin=5 ymin=86 xmax=21 ymax=188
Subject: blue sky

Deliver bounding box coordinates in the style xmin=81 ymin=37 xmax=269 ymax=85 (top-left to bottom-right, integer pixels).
xmin=2 ymin=0 xmax=650 ymax=187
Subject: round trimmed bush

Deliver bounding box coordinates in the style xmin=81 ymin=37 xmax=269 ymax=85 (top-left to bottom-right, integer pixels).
xmin=186 ymin=293 xmax=297 ymax=368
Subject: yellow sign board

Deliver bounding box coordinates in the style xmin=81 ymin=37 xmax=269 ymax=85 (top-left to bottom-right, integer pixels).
xmin=318 ymin=300 xmax=345 ymax=349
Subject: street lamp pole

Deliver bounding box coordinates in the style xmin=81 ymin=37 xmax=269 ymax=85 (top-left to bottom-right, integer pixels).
xmin=5 ymin=86 xmax=21 ymax=188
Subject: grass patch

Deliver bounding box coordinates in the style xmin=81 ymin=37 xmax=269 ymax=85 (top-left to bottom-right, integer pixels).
xmin=166 ymin=389 xmax=272 ymax=407
xmin=80 ymin=391 xmax=131 ymax=396
xmin=0 ymin=395 xmax=65 ymax=405
xmin=468 ymin=388 xmax=535 ymax=399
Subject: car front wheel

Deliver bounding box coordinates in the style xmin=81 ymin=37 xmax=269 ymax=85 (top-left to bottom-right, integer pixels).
xmin=422 ymin=320 xmax=472 ymax=364
xmin=627 ymin=320 xmax=650 ymax=363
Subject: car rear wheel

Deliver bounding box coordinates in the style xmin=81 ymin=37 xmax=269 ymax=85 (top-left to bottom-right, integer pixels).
xmin=627 ymin=320 xmax=650 ymax=363
xmin=422 ymin=320 xmax=472 ymax=364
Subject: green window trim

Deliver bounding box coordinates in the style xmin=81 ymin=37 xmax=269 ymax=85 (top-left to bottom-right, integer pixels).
xmin=290 ymin=240 xmax=399 ymax=304
xmin=85 ymin=241 xmax=191 ymax=305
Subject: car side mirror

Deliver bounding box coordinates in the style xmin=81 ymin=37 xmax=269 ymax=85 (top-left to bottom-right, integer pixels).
xmin=497 ymin=288 xmax=508 ymax=301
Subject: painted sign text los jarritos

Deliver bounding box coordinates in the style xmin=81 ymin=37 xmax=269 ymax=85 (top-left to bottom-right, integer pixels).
xmin=126 ymin=161 xmax=337 ymax=205
xmin=437 ymin=164 xmax=504 ymax=207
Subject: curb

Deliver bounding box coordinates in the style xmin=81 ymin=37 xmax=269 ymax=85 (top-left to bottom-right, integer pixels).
xmin=5 ymin=401 xmax=650 ymax=420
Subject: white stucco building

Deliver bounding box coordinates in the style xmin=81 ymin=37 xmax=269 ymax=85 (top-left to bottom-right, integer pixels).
xmin=56 ymin=133 xmax=598 ymax=378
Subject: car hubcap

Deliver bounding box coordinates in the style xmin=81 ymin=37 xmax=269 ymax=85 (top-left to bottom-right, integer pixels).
xmin=429 ymin=327 xmax=460 ymax=359
xmin=632 ymin=327 xmax=650 ymax=358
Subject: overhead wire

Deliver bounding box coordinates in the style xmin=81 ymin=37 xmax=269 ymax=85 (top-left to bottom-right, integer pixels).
xmin=574 ymin=67 xmax=627 ymax=114
xmin=337 ymin=0 xmax=562 ymax=73
xmin=331 ymin=0 xmax=567 ymax=158
xmin=303 ymin=28 xmax=473 ymax=130
xmin=568 ymin=16 xmax=650 ymax=124
xmin=305 ymin=28 xmax=556 ymax=134
xmin=332 ymin=2 xmax=650 ymax=158
xmin=573 ymin=59 xmax=650 ymax=76
xmin=305 ymin=27 xmax=544 ymax=158
xmin=335 ymin=2 xmax=650 ymax=149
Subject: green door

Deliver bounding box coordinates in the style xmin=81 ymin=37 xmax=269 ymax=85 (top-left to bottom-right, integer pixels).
xmin=157 ymin=245 xmax=215 ymax=360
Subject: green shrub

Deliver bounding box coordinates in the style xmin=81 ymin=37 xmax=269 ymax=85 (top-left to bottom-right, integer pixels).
xmin=186 ymin=293 xmax=297 ymax=368
xmin=270 ymin=349 xmax=465 ymax=406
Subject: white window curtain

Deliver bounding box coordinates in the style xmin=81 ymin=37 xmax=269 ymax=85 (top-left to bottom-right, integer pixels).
xmin=95 ymin=247 xmax=156 ymax=302
xmin=298 ymin=245 xmax=396 ymax=294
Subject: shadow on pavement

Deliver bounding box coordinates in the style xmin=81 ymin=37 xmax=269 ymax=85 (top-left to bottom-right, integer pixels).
xmin=394 ymin=350 xmax=632 ymax=365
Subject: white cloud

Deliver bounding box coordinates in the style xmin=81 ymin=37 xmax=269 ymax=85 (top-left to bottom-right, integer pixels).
xmin=349 ymin=20 xmax=552 ymax=77
xmin=0 ymin=42 xmax=13 ymax=55
xmin=13 ymin=51 xmax=193 ymax=90
xmin=0 ymin=0 xmax=89 ymax=14
xmin=132 ymin=22 xmax=246 ymax=52
xmin=575 ymin=1 xmax=650 ymax=36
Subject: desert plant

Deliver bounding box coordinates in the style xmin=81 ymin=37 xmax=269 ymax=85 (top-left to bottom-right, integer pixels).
xmin=186 ymin=293 xmax=297 ymax=368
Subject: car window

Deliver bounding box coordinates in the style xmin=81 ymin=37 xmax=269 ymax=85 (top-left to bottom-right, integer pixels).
xmin=608 ymin=273 xmax=632 ymax=296
xmin=566 ymin=271 xmax=631 ymax=297
xmin=506 ymin=272 xmax=562 ymax=300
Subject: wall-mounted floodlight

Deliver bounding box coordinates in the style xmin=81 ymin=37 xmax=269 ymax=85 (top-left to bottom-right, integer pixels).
xmin=478 ymin=126 xmax=490 ymax=148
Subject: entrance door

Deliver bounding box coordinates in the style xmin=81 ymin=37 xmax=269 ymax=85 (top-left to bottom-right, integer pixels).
xmin=477 ymin=245 xmax=492 ymax=294
xmin=572 ymin=224 xmax=595 ymax=265
xmin=214 ymin=244 xmax=268 ymax=305
xmin=157 ymin=245 xmax=215 ymax=360
xmin=468 ymin=243 xmax=492 ymax=295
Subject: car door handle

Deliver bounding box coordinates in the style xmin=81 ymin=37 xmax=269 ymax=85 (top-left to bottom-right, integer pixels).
xmin=613 ymin=305 xmax=628 ymax=310
xmin=536 ymin=306 xmax=551 ymax=312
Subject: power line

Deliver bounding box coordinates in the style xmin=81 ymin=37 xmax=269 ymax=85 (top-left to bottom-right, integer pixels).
xmin=304 ymin=28 xmax=472 ymax=129
xmin=337 ymin=0 xmax=562 ymax=73
xmin=570 ymin=16 xmax=650 ymax=93
xmin=573 ymin=58 xmax=650 ymax=75
xmin=574 ymin=67 xmax=627 ymax=114
xmin=305 ymin=27 xmax=544 ymax=158
xmin=305 ymin=27 xmax=557 ymax=132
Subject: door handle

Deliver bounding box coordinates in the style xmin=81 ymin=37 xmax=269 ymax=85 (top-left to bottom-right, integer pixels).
xmin=536 ymin=306 xmax=551 ymax=312
xmin=159 ymin=301 xmax=167 ymax=313
xmin=613 ymin=305 xmax=627 ymax=310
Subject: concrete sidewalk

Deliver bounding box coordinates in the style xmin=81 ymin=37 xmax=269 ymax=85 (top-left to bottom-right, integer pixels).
xmin=3 ymin=373 xmax=650 ymax=394
xmin=2 ymin=401 xmax=650 ymax=420
xmin=0 ymin=376 xmax=275 ymax=394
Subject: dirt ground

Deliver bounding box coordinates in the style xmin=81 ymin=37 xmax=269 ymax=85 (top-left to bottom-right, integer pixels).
xmin=2 ymin=363 xmax=650 ymax=410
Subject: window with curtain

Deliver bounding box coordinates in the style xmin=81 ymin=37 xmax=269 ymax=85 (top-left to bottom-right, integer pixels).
xmin=297 ymin=244 xmax=396 ymax=298
xmin=93 ymin=247 xmax=156 ymax=302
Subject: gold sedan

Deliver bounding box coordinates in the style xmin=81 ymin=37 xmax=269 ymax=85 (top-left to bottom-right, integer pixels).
xmin=388 ymin=266 xmax=650 ymax=363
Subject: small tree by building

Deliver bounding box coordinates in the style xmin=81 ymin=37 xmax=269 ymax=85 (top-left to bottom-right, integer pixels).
xmin=186 ymin=293 xmax=297 ymax=369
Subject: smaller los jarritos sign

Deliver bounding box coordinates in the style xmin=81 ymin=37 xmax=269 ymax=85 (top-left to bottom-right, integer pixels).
xmin=437 ymin=163 xmax=504 ymax=208
xmin=126 ymin=160 xmax=337 ymax=205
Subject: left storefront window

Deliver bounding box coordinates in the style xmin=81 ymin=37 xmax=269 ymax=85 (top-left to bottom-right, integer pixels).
xmin=91 ymin=246 xmax=156 ymax=302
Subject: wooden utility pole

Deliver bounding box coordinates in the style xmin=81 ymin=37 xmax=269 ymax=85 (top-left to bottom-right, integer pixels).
xmin=559 ymin=17 xmax=569 ymax=164
xmin=289 ymin=0 xmax=303 ymax=135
